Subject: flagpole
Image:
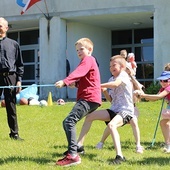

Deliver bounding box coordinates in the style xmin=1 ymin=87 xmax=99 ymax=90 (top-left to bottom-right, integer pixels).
xmin=42 ymin=0 xmax=52 ymax=39
xmin=44 ymin=0 xmax=51 ymax=20
xmin=35 ymin=4 xmax=49 ymax=19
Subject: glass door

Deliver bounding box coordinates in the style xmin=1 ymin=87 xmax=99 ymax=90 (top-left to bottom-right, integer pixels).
xmin=21 ymin=45 xmax=39 ymax=86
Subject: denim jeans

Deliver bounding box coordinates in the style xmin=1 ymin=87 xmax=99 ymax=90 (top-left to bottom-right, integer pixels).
xmin=63 ymin=99 xmax=100 ymax=154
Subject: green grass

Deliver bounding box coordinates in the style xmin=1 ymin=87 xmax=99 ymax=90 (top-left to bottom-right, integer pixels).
xmin=0 ymin=100 xmax=170 ymax=169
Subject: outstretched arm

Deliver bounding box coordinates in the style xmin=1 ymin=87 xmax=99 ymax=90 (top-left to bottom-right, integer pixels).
xmin=55 ymin=80 xmax=65 ymax=88
xmin=134 ymin=89 xmax=169 ymax=101
xmin=101 ymin=78 xmax=122 ymax=89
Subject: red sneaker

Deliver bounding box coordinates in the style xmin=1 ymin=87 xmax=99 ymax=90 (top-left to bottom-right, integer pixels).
xmin=56 ymin=153 xmax=81 ymax=166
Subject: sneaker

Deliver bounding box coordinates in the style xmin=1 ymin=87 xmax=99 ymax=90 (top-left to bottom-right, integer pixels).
xmin=163 ymin=144 xmax=170 ymax=153
xmin=56 ymin=153 xmax=81 ymax=166
xmin=163 ymin=144 xmax=168 ymax=152
xmin=164 ymin=148 xmax=170 ymax=153
xmin=110 ymin=155 xmax=126 ymax=165
xmin=9 ymin=134 xmax=24 ymax=141
xmin=96 ymin=142 xmax=104 ymax=149
xmin=136 ymin=145 xmax=144 ymax=153
xmin=63 ymin=146 xmax=85 ymax=155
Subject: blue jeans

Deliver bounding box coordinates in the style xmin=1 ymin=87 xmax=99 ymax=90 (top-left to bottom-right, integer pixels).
xmin=63 ymin=99 xmax=100 ymax=154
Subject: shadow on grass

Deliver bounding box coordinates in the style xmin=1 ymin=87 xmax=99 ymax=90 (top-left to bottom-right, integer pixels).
xmin=52 ymin=144 xmax=98 ymax=160
xmin=141 ymin=141 xmax=165 ymax=150
xmin=0 ymin=156 xmax=52 ymax=165
xmin=53 ymin=144 xmax=67 ymax=150
xmin=53 ymin=140 xmax=165 ymax=153
xmin=129 ymin=157 xmax=170 ymax=166
xmin=51 ymin=141 xmax=168 ymax=165
xmin=52 ymin=144 xmax=67 ymax=157
xmin=119 ymin=140 xmax=165 ymax=150
xmin=106 ymin=156 xmax=170 ymax=166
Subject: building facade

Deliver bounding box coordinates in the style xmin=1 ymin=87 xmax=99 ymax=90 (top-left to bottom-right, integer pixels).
xmin=0 ymin=0 xmax=170 ymax=99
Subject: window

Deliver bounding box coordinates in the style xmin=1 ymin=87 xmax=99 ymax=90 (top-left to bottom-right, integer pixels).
xmin=20 ymin=30 xmax=39 ymax=45
xmin=134 ymin=29 xmax=153 ymax=43
xmin=112 ymin=30 xmax=132 ymax=45
xmin=7 ymin=32 xmax=18 ymax=42
xmin=8 ymin=30 xmax=39 ymax=86
xmin=112 ymin=28 xmax=153 ymax=87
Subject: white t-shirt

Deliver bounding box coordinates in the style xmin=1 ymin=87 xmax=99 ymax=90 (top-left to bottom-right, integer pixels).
xmin=109 ymin=71 xmax=134 ymax=117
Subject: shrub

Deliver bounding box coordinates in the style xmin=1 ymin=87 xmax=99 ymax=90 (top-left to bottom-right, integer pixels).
xmin=144 ymin=81 xmax=161 ymax=94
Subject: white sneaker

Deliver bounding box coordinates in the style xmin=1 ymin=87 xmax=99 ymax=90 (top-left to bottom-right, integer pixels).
xmin=165 ymin=149 xmax=170 ymax=153
xmin=163 ymin=144 xmax=168 ymax=152
xmin=164 ymin=144 xmax=170 ymax=153
xmin=136 ymin=145 xmax=144 ymax=153
xmin=29 ymin=99 xmax=40 ymax=105
xmin=96 ymin=142 xmax=104 ymax=149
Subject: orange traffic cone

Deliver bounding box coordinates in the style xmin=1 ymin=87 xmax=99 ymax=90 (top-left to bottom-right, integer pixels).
xmin=47 ymin=92 xmax=53 ymax=106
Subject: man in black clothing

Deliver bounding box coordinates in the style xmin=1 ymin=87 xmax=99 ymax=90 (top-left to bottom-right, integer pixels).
xmin=0 ymin=17 xmax=24 ymax=140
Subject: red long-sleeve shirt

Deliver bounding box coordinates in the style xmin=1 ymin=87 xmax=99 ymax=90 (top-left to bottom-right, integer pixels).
xmin=64 ymin=56 xmax=101 ymax=105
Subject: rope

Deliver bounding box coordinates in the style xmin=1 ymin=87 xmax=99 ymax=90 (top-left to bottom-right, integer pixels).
xmin=0 ymin=84 xmax=55 ymax=89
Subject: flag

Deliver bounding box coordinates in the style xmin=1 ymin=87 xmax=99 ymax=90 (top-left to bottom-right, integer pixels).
xmin=21 ymin=0 xmax=42 ymax=15
xmin=16 ymin=0 xmax=26 ymax=7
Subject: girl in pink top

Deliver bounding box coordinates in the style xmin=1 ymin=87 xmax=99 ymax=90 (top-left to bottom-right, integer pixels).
xmin=134 ymin=71 xmax=170 ymax=153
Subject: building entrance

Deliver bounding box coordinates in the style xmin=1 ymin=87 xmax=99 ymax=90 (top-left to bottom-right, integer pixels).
xmin=21 ymin=45 xmax=39 ymax=86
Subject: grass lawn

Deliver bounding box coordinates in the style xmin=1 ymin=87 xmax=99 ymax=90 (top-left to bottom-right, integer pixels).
xmin=0 ymin=100 xmax=170 ymax=169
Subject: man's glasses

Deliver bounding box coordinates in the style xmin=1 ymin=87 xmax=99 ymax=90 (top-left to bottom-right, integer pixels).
xmin=160 ymin=79 xmax=169 ymax=83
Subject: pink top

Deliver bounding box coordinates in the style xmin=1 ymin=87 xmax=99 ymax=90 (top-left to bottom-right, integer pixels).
xmin=160 ymin=85 xmax=170 ymax=106
xmin=64 ymin=56 xmax=101 ymax=105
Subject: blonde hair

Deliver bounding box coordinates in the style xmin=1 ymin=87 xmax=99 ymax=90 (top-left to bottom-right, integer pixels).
xmin=0 ymin=17 xmax=8 ymax=27
xmin=110 ymin=55 xmax=126 ymax=69
xmin=120 ymin=49 xmax=127 ymax=59
xmin=164 ymin=63 xmax=170 ymax=71
xmin=75 ymin=38 xmax=93 ymax=53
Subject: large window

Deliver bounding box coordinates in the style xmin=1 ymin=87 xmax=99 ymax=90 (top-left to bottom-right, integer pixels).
xmin=20 ymin=30 xmax=39 ymax=45
xmin=112 ymin=28 xmax=153 ymax=87
xmin=112 ymin=30 xmax=132 ymax=45
xmin=22 ymin=48 xmax=39 ymax=85
xmin=8 ymin=30 xmax=39 ymax=86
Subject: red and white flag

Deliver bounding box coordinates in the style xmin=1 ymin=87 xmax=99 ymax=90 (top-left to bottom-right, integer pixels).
xmin=21 ymin=0 xmax=42 ymax=15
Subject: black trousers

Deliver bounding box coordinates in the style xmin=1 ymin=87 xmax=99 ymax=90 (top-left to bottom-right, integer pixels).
xmin=0 ymin=73 xmax=19 ymax=136
xmin=63 ymin=100 xmax=100 ymax=154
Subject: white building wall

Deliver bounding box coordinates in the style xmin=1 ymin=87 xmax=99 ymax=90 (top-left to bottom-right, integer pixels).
xmin=39 ymin=16 xmax=67 ymax=99
xmin=39 ymin=18 xmax=111 ymax=99
xmin=52 ymin=0 xmax=154 ymax=12
xmin=1 ymin=0 xmax=170 ymax=99
xmin=0 ymin=0 xmax=155 ymax=16
xmin=154 ymin=0 xmax=170 ymax=78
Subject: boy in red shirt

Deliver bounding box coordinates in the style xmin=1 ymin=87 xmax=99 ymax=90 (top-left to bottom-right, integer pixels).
xmin=55 ymin=38 xmax=101 ymax=166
